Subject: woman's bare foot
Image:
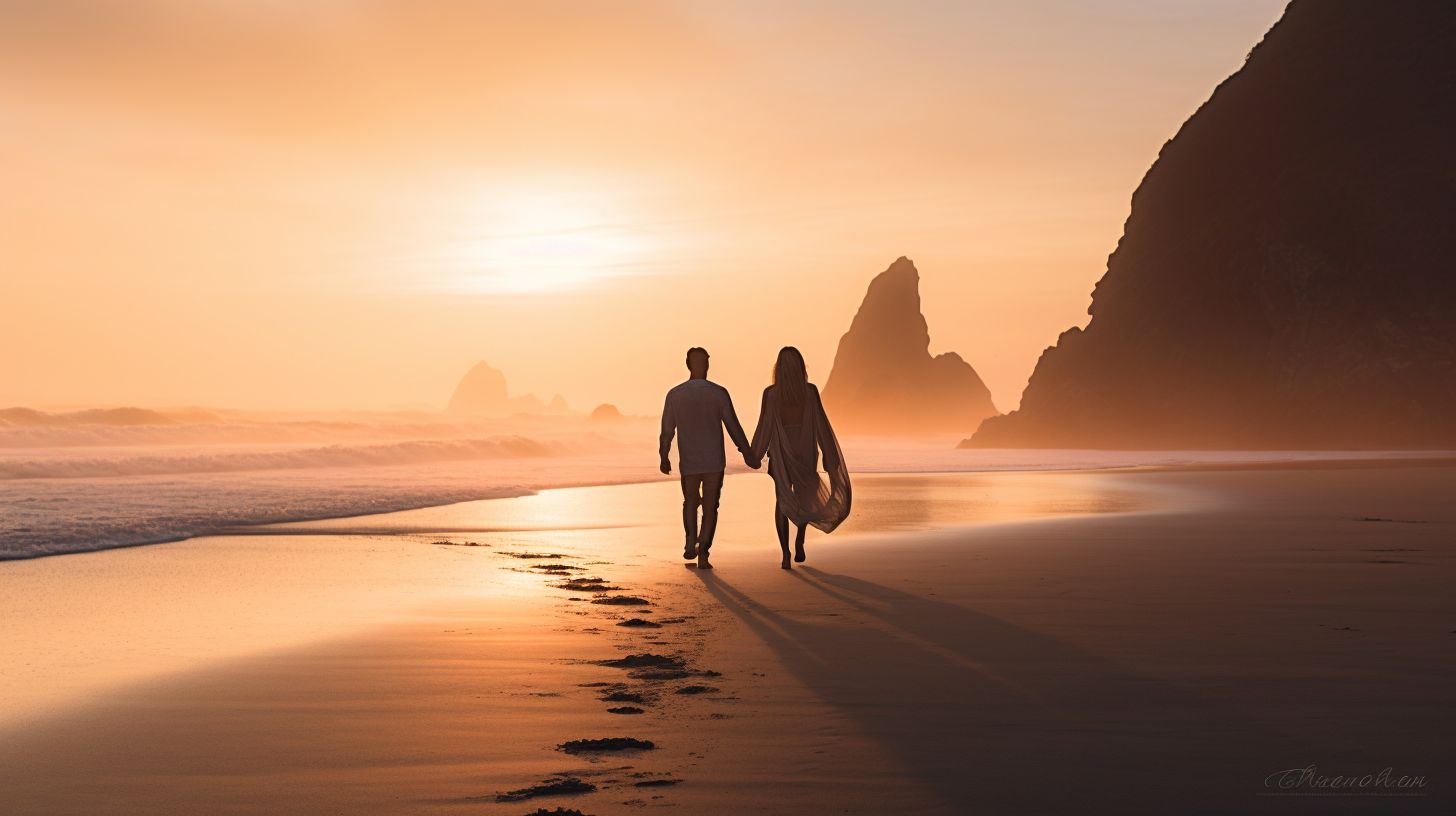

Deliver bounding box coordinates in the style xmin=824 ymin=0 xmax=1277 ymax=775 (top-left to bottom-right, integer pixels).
xmin=794 ymin=544 xmax=806 ymax=563
xmin=780 ymin=557 xmax=792 ymax=570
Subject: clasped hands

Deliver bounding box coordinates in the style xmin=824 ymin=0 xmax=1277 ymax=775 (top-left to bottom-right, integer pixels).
xmin=658 ymin=451 xmax=761 ymax=475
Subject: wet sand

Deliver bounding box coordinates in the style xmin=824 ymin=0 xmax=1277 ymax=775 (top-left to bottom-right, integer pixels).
xmin=2 ymin=466 xmax=1453 ymax=814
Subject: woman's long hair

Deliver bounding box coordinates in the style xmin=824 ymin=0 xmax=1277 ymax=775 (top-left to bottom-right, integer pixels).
xmin=773 ymin=346 xmax=809 ymax=417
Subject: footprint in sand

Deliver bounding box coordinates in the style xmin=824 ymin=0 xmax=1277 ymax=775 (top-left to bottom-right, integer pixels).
xmin=595 ymin=654 xmax=683 ymax=670
xmin=636 ymin=667 xmax=719 ymax=681
xmin=594 ymin=654 xmax=719 ymax=681
xmin=556 ymin=578 xmax=623 ymax=592
xmin=607 ymin=706 xmax=645 ymax=715
xmin=615 ymin=618 xmax=662 ymax=628
xmin=557 ymin=737 xmax=656 ymax=755
xmin=600 ymin=690 xmax=650 ymax=704
xmin=590 ymin=595 xmax=652 ymax=606
xmin=495 ymin=776 xmax=595 ymax=802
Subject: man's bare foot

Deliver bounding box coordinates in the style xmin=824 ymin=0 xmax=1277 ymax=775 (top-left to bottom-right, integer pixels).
xmin=696 ymin=552 xmax=713 ymax=570
xmin=794 ymin=544 xmax=806 ymax=563
xmin=683 ymin=541 xmax=697 ymax=560
xmin=780 ymin=557 xmax=791 ymax=570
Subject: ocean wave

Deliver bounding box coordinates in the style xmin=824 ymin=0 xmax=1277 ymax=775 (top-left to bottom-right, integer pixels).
xmin=0 ymin=406 xmax=223 ymax=427
xmin=0 ymin=436 xmax=577 ymax=480
xmin=0 ymin=471 xmax=535 ymax=559
xmin=0 ymin=409 xmax=650 ymax=559
xmin=0 ymin=452 xmax=658 ymax=559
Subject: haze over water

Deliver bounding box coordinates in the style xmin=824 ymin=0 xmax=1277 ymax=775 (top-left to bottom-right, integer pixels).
xmin=2 ymin=402 xmax=1426 ymax=559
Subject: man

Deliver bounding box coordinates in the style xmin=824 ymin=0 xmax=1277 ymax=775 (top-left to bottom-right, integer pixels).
xmin=659 ymin=347 xmax=758 ymax=569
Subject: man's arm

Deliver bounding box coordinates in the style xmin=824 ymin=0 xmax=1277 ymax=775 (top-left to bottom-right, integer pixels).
xmin=658 ymin=393 xmax=676 ymax=474
xmin=720 ymin=389 xmax=755 ymax=467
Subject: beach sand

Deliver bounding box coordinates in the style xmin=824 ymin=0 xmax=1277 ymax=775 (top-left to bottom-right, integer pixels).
xmin=2 ymin=465 xmax=1453 ymax=814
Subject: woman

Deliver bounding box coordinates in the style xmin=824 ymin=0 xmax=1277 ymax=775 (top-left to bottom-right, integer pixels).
xmin=749 ymin=347 xmax=851 ymax=569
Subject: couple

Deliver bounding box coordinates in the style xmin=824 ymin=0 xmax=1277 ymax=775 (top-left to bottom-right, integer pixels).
xmin=659 ymin=346 xmax=851 ymax=570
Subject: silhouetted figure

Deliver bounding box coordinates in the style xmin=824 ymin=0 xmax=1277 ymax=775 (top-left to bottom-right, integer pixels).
xmin=750 ymin=347 xmax=851 ymax=569
xmin=659 ymin=347 xmax=757 ymax=569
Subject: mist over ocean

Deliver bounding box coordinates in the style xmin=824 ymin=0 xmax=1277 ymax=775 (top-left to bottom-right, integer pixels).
xmin=5 ymin=406 xmax=1431 ymax=560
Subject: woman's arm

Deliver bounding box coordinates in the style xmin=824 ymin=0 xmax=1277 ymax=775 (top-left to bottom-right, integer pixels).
xmin=749 ymin=387 xmax=772 ymax=462
xmin=811 ymin=385 xmax=842 ymax=470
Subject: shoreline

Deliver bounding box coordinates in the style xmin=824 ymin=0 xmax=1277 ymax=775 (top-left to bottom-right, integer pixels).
xmin=6 ymin=449 xmax=1453 ymax=562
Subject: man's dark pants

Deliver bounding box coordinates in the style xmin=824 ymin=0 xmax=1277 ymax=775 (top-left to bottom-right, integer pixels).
xmin=680 ymin=471 xmax=725 ymax=552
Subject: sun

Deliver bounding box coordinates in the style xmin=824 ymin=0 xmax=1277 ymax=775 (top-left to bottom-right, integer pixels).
xmin=442 ymin=189 xmax=654 ymax=294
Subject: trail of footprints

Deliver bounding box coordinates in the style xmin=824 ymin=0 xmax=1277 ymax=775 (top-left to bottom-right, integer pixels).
xmin=485 ymin=548 xmax=729 ymax=813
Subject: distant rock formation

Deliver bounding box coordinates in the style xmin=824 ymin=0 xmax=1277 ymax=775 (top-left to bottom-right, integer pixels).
xmin=589 ymin=403 xmax=624 ymax=422
xmin=508 ymin=393 xmax=544 ymax=415
xmin=970 ymin=1 xmax=1456 ymax=449
xmin=446 ymin=362 xmax=552 ymax=416
xmin=823 ymin=257 xmax=997 ymax=435
xmin=446 ymin=361 xmax=510 ymax=414
xmin=548 ymin=394 xmax=570 ymax=414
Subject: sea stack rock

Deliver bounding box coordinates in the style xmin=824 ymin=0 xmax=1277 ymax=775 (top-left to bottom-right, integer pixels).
xmin=589 ymin=403 xmax=624 ymax=422
xmin=823 ymin=257 xmax=997 ymax=435
xmin=970 ymin=1 xmax=1456 ymax=449
xmin=445 ymin=361 xmax=509 ymax=414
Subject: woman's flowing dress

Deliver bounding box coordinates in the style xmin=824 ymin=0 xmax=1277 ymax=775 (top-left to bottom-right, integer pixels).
xmin=750 ymin=384 xmax=851 ymax=533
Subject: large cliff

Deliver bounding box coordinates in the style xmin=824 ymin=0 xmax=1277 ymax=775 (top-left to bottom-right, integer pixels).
xmin=824 ymin=257 xmax=997 ymax=436
xmin=970 ymin=0 xmax=1456 ymax=448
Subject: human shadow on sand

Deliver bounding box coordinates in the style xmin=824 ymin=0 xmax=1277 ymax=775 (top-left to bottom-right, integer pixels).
xmin=693 ymin=568 xmax=1350 ymax=816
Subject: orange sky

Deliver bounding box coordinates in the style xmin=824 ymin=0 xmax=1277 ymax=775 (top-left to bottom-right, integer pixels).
xmin=0 ymin=0 xmax=1285 ymax=415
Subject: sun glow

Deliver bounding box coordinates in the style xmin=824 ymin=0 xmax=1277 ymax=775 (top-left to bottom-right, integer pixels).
xmin=440 ymin=190 xmax=657 ymax=294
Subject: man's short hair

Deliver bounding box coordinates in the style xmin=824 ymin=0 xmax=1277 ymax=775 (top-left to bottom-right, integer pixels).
xmin=686 ymin=347 xmax=710 ymax=368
